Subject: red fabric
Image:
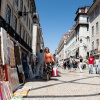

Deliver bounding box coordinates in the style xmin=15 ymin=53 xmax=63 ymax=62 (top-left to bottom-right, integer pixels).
xmin=88 ymin=57 xmax=94 ymax=64
xmin=52 ymin=69 xmax=58 ymax=76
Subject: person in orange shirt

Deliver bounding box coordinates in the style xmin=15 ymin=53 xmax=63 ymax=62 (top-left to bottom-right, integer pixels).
xmin=44 ymin=47 xmax=54 ymax=65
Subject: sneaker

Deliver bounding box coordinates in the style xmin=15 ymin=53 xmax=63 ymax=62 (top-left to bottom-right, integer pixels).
xmin=35 ymin=76 xmax=39 ymax=78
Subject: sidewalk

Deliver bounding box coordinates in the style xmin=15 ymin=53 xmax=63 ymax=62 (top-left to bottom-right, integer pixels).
xmin=18 ymin=67 xmax=100 ymax=100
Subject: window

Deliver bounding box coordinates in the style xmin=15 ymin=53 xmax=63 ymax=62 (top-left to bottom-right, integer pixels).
xmin=26 ymin=34 xmax=27 ymax=43
xmin=0 ymin=0 xmax=1 ymax=7
xmin=87 ymin=25 xmax=89 ymax=31
xmin=26 ymin=15 xmax=28 ymax=26
xmin=19 ymin=24 xmax=21 ymax=36
xmin=13 ymin=16 xmax=17 ymax=31
xmin=27 ymin=35 xmax=29 ymax=44
xmin=96 ymin=39 xmax=99 ymax=48
xmin=6 ymin=5 xmax=11 ymax=24
xmin=23 ymin=29 xmax=25 ymax=40
xmin=90 ymin=11 xmax=94 ymax=21
xmin=15 ymin=0 xmax=18 ymax=6
xmin=96 ymin=22 xmax=99 ymax=32
xmin=20 ymin=0 xmax=23 ymax=12
xmin=29 ymin=19 xmax=30 ymax=30
xmin=87 ymin=17 xmax=89 ymax=22
xmin=95 ymin=5 xmax=99 ymax=16
xmin=92 ymin=26 xmax=94 ymax=36
xmin=92 ymin=41 xmax=94 ymax=50
xmin=24 ymin=6 xmax=26 ymax=21
xmin=28 ymin=0 xmax=29 ymax=7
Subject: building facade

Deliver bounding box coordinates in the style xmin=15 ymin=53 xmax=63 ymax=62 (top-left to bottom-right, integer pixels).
xmin=74 ymin=6 xmax=90 ymax=59
xmin=32 ymin=13 xmax=44 ymax=56
xmin=87 ymin=0 xmax=100 ymax=58
xmin=65 ymin=27 xmax=77 ymax=59
xmin=57 ymin=34 xmax=68 ymax=66
xmin=0 ymin=0 xmax=36 ymax=64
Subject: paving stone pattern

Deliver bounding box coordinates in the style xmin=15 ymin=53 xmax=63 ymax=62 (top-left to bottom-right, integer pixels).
xmin=24 ymin=68 xmax=100 ymax=100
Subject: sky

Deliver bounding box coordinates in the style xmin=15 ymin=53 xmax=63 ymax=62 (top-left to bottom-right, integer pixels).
xmin=35 ymin=0 xmax=93 ymax=54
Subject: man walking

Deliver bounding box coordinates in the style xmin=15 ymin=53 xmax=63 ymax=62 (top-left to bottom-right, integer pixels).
xmin=88 ymin=54 xmax=94 ymax=74
xmin=95 ymin=57 xmax=99 ymax=74
xmin=35 ymin=49 xmax=44 ymax=78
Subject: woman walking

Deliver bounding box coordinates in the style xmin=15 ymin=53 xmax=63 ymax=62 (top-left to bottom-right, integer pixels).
xmin=69 ymin=56 xmax=74 ymax=72
xmin=79 ymin=55 xmax=83 ymax=73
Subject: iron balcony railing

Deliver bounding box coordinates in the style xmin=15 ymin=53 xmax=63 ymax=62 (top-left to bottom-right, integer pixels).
xmin=0 ymin=16 xmax=32 ymax=53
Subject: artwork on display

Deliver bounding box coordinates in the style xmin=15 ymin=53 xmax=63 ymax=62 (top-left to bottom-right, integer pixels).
xmin=0 ymin=81 xmax=12 ymax=100
xmin=7 ymin=66 xmax=19 ymax=92
xmin=0 ymin=28 xmax=8 ymax=65
xmin=0 ymin=28 xmax=16 ymax=67
xmin=7 ymin=37 xmax=16 ymax=67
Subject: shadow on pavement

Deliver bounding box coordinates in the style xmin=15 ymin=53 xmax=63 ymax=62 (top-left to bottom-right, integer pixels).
xmin=26 ymin=76 xmax=60 ymax=82
xmin=29 ymin=75 xmax=100 ymax=91
xmin=26 ymin=93 xmax=100 ymax=98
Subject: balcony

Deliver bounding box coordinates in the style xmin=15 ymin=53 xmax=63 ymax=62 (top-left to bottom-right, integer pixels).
xmin=74 ymin=20 xmax=88 ymax=30
xmin=0 ymin=16 xmax=32 ymax=53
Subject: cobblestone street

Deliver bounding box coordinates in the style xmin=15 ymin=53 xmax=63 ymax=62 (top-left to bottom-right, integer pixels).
xmin=24 ymin=68 xmax=100 ymax=100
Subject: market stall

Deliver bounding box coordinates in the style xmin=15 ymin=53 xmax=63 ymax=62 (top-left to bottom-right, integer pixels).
xmin=0 ymin=28 xmax=20 ymax=99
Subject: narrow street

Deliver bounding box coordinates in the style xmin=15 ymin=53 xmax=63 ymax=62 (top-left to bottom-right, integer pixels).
xmin=24 ymin=68 xmax=100 ymax=100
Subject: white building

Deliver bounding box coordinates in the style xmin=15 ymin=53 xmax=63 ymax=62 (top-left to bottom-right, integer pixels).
xmin=0 ymin=0 xmax=36 ymax=63
xmin=32 ymin=13 xmax=44 ymax=56
xmin=74 ymin=6 xmax=90 ymax=59
xmin=57 ymin=34 xmax=68 ymax=66
xmin=65 ymin=27 xmax=77 ymax=59
xmin=87 ymin=0 xmax=100 ymax=58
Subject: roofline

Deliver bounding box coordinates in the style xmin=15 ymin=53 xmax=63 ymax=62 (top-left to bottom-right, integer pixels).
xmin=75 ymin=6 xmax=90 ymax=14
xmin=87 ymin=0 xmax=100 ymax=15
xmin=30 ymin=0 xmax=36 ymax=12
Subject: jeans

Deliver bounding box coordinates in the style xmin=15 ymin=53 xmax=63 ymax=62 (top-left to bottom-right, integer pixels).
xmin=95 ymin=65 xmax=98 ymax=74
xmin=89 ymin=64 xmax=93 ymax=74
xmin=36 ymin=62 xmax=44 ymax=77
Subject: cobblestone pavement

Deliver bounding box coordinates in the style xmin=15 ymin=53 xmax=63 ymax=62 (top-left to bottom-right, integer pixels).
xmin=24 ymin=68 xmax=100 ymax=100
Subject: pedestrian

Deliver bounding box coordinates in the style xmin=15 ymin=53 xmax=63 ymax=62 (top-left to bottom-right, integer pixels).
xmin=44 ymin=47 xmax=55 ymax=65
xmin=95 ymin=57 xmax=99 ymax=74
xmin=63 ymin=61 xmax=67 ymax=69
xmin=88 ymin=54 xmax=95 ymax=74
xmin=78 ymin=55 xmax=83 ymax=73
xmin=53 ymin=54 xmax=57 ymax=64
xmin=35 ymin=49 xmax=44 ymax=78
xmin=69 ymin=56 xmax=74 ymax=72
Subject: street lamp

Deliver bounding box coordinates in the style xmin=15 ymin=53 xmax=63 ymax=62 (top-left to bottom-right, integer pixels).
xmin=80 ymin=36 xmax=90 ymax=43
xmin=18 ymin=11 xmax=38 ymax=24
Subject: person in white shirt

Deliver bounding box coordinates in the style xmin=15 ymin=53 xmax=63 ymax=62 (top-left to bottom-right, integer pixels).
xmin=35 ymin=49 xmax=44 ymax=78
xmin=95 ymin=57 xmax=99 ymax=74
